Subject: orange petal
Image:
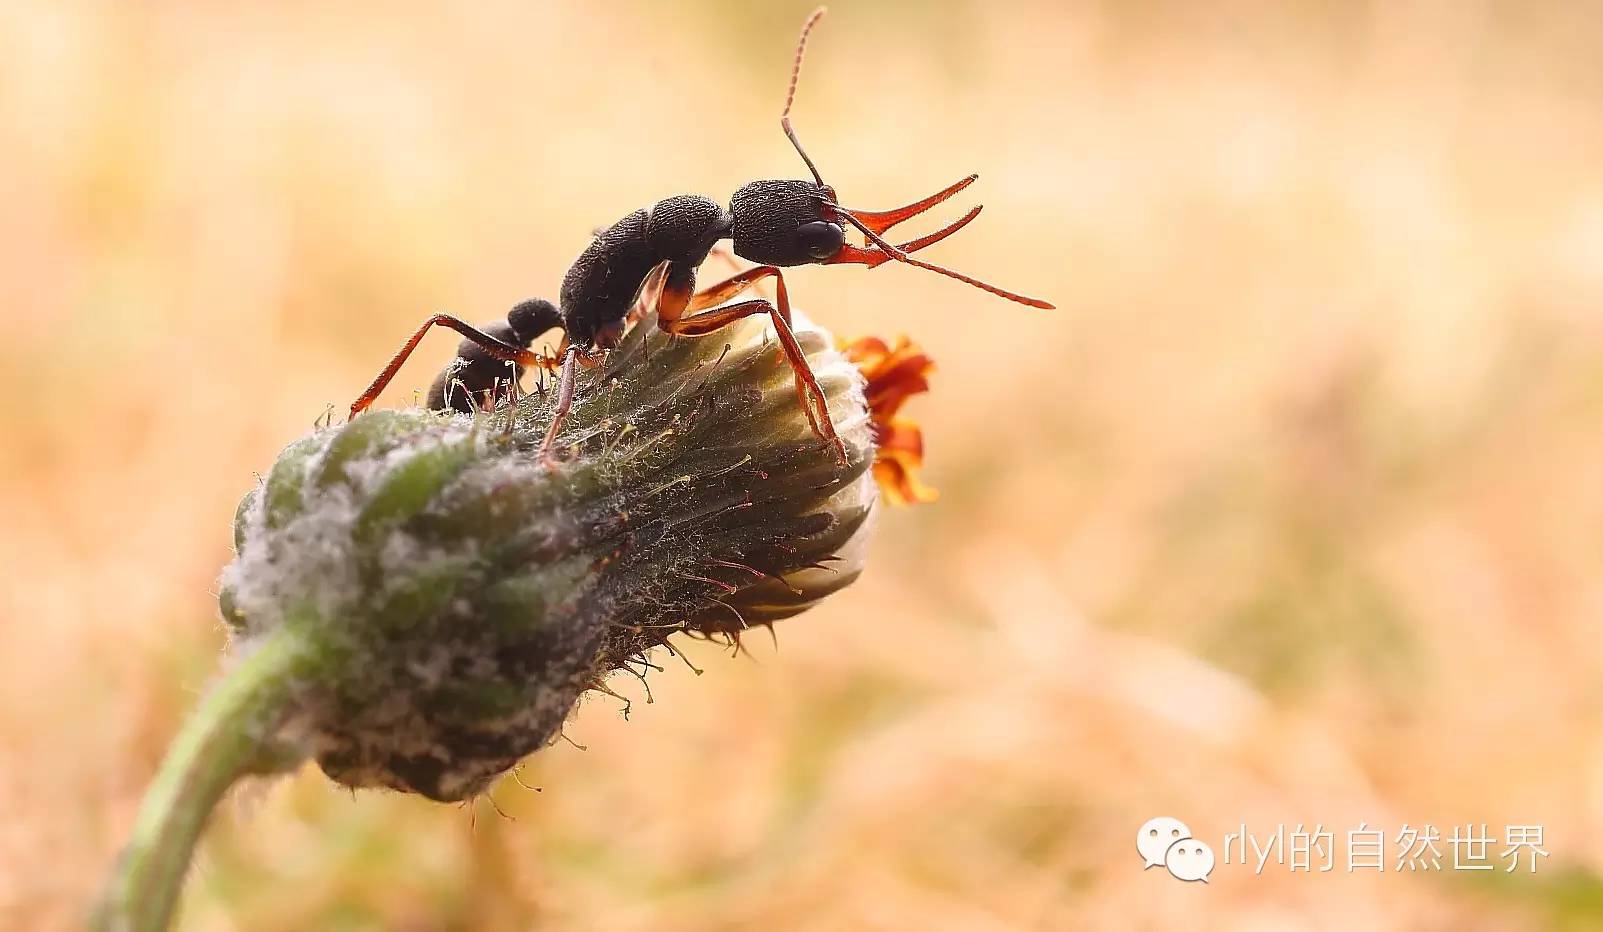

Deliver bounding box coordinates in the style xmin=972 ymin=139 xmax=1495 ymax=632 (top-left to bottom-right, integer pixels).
xmin=844 ymin=334 xmax=937 ymax=506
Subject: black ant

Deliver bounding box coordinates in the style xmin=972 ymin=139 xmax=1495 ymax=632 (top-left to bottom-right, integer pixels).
xmin=348 ymin=7 xmax=1052 ymax=463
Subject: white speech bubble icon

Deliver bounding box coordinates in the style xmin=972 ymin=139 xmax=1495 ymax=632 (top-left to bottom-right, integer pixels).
xmin=1164 ymin=838 xmax=1215 ymax=883
xmin=1137 ymin=816 xmax=1192 ymax=869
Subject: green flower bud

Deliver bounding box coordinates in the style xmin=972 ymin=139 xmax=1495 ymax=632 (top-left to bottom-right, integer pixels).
xmin=221 ymin=312 xmax=876 ymax=802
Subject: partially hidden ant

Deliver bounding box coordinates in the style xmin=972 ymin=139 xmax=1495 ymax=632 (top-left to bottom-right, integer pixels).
xmin=348 ymin=7 xmax=1053 ymax=464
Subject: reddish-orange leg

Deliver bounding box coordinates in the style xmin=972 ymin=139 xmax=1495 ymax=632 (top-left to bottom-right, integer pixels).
xmin=659 ymin=263 xmax=846 ymax=464
xmin=349 ymin=314 xmax=560 ymax=418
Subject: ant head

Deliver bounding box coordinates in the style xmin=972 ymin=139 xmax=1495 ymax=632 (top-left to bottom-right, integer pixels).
xmin=729 ymin=179 xmax=845 ymax=267
xmin=744 ymin=8 xmax=1054 ymax=309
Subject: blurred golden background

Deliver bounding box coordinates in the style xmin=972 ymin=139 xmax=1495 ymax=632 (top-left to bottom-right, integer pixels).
xmin=5 ymin=0 xmax=1603 ymax=928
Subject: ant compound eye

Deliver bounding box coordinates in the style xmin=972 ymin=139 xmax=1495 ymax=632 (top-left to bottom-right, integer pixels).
xmin=796 ymin=220 xmax=844 ymax=260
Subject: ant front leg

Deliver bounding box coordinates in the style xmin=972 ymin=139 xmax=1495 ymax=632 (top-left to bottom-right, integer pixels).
xmin=684 ymin=265 xmax=791 ymax=321
xmin=657 ymin=263 xmax=846 ymax=464
xmin=349 ymin=314 xmax=559 ymax=418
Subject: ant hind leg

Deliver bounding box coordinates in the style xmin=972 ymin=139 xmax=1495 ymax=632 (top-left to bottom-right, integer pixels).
xmin=351 ymin=310 xmax=562 ymax=418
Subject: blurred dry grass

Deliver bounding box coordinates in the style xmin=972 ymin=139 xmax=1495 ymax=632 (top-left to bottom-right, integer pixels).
xmin=4 ymin=0 xmax=1603 ymax=929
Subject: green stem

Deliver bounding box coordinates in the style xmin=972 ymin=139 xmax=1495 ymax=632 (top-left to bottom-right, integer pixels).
xmin=94 ymin=626 xmax=317 ymax=932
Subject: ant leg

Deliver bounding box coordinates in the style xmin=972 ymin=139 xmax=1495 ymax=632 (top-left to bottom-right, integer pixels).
xmin=656 ymin=267 xmax=845 ymax=464
xmin=537 ymin=344 xmax=604 ymax=462
xmin=664 ymin=300 xmax=844 ymax=463
xmin=685 ymin=265 xmax=786 ymax=317
xmin=703 ymin=244 xmax=772 ymax=301
xmin=539 ymin=346 xmax=580 ymax=463
xmin=625 ymin=261 xmax=669 ymax=327
xmin=350 ymin=314 xmax=560 ymax=418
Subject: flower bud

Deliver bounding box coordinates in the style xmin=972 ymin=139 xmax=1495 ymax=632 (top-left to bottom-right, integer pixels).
xmin=221 ymin=312 xmax=883 ymax=801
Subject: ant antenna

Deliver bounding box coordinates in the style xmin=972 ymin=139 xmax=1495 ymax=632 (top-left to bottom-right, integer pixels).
xmin=782 ymin=7 xmax=829 ymax=188
xmin=779 ymin=6 xmax=1054 ymax=310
